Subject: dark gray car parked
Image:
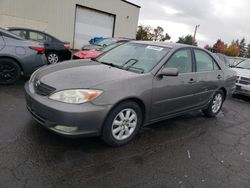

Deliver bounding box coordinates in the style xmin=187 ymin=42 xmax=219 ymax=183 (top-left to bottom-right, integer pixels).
xmin=25 ymin=41 xmax=236 ymax=146
xmin=0 ymin=28 xmax=47 ymax=84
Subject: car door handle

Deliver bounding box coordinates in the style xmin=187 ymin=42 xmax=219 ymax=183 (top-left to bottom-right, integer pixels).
xmin=188 ymin=78 xmax=196 ymax=84
xmin=217 ymin=75 xmax=222 ymax=79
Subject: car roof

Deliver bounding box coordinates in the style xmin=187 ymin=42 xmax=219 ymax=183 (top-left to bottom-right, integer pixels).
xmin=130 ymin=41 xmax=194 ymax=49
xmin=5 ymin=27 xmax=61 ymax=42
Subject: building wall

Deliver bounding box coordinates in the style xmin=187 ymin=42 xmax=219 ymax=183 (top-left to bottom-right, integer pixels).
xmin=0 ymin=0 xmax=139 ymax=48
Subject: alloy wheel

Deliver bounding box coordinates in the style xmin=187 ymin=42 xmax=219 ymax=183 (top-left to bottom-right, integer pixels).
xmin=211 ymin=93 xmax=223 ymax=113
xmin=111 ymin=108 xmax=138 ymax=141
xmin=48 ymin=53 xmax=59 ymax=64
xmin=0 ymin=62 xmax=18 ymax=83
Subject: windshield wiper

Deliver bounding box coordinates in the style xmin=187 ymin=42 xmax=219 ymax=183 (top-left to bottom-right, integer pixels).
xmin=99 ymin=61 xmax=123 ymax=69
xmin=120 ymin=59 xmax=145 ymax=73
xmin=121 ymin=59 xmax=138 ymax=68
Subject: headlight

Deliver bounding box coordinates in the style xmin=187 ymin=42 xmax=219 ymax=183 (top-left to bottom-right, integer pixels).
xmin=49 ymin=89 xmax=103 ymax=104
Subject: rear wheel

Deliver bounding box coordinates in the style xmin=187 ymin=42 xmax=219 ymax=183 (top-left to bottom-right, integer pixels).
xmin=0 ymin=58 xmax=21 ymax=85
xmin=202 ymin=90 xmax=224 ymax=117
xmin=47 ymin=52 xmax=59 ymax=64
xmin=102 ymin=101 xmax=142 ymax=147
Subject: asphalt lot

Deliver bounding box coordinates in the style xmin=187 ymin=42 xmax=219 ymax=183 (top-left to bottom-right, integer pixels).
xmin=1 ymin=78 xmax=250 ymax=188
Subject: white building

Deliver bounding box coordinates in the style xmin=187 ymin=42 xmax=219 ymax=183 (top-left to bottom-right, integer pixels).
xmin=0 ymin=0 xmax=140 ymax=49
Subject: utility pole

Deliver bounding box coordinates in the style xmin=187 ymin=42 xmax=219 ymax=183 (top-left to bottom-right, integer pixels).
xmin=193 ymin=25 xmax=200 ymax=40
xmin=193 ymin=24 xmax=200 ymax=45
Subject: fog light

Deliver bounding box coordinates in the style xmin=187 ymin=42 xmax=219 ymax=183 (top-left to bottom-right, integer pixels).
xmin=54 ymin=125 xmax=78 ymax=133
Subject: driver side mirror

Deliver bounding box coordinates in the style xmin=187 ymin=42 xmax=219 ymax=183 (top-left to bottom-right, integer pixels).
xmin=158 ymin=67 xmax=179 ymax=77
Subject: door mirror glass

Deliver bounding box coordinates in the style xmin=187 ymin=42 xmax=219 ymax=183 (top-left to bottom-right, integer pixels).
xmin=159 ymin=67 xmax=179 ymax=77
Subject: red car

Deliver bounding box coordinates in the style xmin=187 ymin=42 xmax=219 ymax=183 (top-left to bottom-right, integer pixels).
xmin=73 ymin=42 xmax=124 ymax=59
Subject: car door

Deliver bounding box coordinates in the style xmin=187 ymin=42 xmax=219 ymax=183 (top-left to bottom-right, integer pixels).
xmin=193 ymin=49 xmax=223 ymax=106
xmin=151 ymin=48 xmax=199 ymax=119
xmin=0 ymin=32 xmax=5 ymax=51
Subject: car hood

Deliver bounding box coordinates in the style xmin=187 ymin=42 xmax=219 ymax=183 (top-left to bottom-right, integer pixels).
xmin=35 ymin=60 xmax=138 ymax=90
xmin=231 ymin=68 xmax=250 ymax=78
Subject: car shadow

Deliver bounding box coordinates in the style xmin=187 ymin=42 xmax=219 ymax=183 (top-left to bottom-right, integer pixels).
xmin=25 ymin=110 xmax=210 ymax=153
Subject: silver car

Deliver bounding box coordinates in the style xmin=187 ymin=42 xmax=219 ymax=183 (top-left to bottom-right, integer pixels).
xmin=25 ymin=41 xmax=236 ymax=146
xmin=232 ymin=59 xmax=250 ymax=96
xmin=0 ymin=28 xmax=47 ymax=84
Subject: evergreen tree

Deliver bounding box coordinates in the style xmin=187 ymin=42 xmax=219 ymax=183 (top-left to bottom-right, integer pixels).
xmin=247 ymin=44 xmax=250 ymax=58
xmin=239 ymin=38 xmax=247 ymax=57
xmin=177 ymin=35 xmax=197 ymax=46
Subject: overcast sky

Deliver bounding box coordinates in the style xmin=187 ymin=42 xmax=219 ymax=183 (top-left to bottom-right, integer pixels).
xmin=130 ymin=0 xmax=250 ymax=47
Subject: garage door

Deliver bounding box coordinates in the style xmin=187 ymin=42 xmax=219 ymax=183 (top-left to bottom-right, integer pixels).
xmin=74 ymin=6 xmax=115 ymax=49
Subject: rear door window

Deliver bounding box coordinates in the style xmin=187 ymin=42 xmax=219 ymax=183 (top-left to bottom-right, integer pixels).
xmin=194 ymin=49 xmax=220 ymax=72
xmin=29 ymin=31 xmax=46 ymax=42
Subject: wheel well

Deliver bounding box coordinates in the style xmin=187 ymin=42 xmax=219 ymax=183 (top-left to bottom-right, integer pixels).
xmin=0 ymin=56 xmax=23 ymax=72
xmin=103 ymin=98 xmax=146 ymax=130
xmin=117 ymin=98 xmax=146 ymax=121
xmin=46 ymin=50 xmax=58 ymax=55
xmin=219 ymin=87 xmax=227 ymax=100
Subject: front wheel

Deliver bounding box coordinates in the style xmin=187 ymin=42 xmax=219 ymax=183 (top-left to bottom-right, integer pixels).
xmin=102 ymin=101 xmax=142 ymax=147
xmin=202 ymin=90 xmax=224 ymax=117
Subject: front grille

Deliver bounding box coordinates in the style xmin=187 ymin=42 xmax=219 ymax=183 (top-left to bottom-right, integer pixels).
xmin=239 ymin=77 xmax=250 ymax=85
xmin=34 ymin=79 xmax=56 ymax=96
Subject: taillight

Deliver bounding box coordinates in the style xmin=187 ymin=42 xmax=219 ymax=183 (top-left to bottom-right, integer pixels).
xmin=30 ymin=47 xmax=45 ymax=54
xmin=64 ymin=44 xmax=70 ymax=49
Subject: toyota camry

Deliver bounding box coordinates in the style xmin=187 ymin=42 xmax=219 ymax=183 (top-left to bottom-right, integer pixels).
xmin=25 ymin=41 xmax=236 ymax=146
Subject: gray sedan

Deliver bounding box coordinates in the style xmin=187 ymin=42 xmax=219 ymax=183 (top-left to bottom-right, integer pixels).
xmin=0 ymin=28 xmax=47 ymax=84
xmin=25 ymin=41 xmax=236 ymax=146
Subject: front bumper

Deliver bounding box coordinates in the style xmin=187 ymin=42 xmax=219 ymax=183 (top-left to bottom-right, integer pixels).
xmin=234 ymin=84 xmax=250 ymax=97
xmin=24 ymin=82 xmax=111 ymax=137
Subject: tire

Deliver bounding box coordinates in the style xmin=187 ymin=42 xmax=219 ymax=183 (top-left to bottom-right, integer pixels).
xmin=47 ymin=52 xmax=60 ymax=64
xmin=102 ymin=101 xmax=142 ymax=147
xmin=202 ymin=90 xmax=225 ymax=117
xmin=0 ymin=58 xmax=21 ymax=85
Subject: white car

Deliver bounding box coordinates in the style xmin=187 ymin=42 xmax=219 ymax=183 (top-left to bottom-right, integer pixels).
xmin=232 ymin=59 xmax=250 ymax=96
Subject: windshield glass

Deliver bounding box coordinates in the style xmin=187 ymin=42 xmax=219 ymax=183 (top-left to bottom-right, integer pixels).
xmin=227 ymin=57 xmax=245 ymax=66
xmin=101 ymin=43 xmax=121 ymax=52
xmin=236 ymin=59 xmax=250 ymax=69
xmin=96 ymin=43 xmax=171 ymax=73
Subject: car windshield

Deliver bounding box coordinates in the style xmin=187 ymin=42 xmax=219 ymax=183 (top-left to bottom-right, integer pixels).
xmin=236 ymin=59 xmax=250 ymax=69
xmin=227 ymin=57 xmax=245 ymax=66
xmin=96 ymin=43 xmax=171 ymax=73
xmin=100 ymin=43 xmax=121 ymax=52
